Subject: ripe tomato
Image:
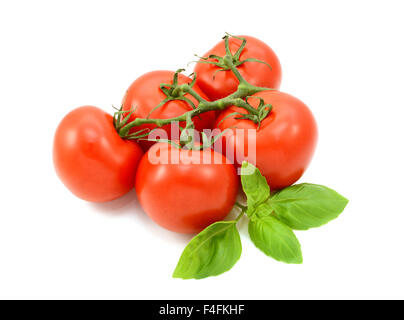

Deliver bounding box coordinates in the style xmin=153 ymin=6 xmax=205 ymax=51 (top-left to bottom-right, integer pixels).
xmin=215 ymin=91 xmax=318 ymax=190
xmin=194 ymin=35 xmax=282 ymax=101
xmin=135 ymin=142 xmax=238 ymax=234
xmin=53 ymin=106 xmax=143 ymax=202
xmin=122 ymin=70 xmax=215 ymax=150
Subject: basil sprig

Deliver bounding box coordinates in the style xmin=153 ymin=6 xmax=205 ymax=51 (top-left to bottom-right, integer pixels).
xmin=173 ymin=161 xmax=348 ymax=279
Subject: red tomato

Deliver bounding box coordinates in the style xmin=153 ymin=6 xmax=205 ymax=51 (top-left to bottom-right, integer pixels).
xmin=135 ymin=142 xmax=238 ymax=234
xmin=53 ymin=106 xmax=143 ymax=202
xmin=122 ymin=70 xmax=215 ymax=151
xmin=215 ymin=91 xmax=318 ymax=190
xmin=194 ymin=35 xmax=282 ymax=101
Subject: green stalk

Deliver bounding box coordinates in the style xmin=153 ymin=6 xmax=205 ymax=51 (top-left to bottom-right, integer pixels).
xmin=117 ymin=34 xmax=274 ymax=139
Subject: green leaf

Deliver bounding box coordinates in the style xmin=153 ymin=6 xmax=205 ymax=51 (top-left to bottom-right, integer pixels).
xmin=173 ymin=221 xmax=242 ymax=279
xmin=240 ymin=161 xmax=270 ymax=216
xmin=249 ymin=212 xmax=303 ymax=264
xmin=270 ymin=183 xmax=349 ymax=230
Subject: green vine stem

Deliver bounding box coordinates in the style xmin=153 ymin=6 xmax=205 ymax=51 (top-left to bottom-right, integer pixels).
xmin=116 ymin=34 xmax=274 ymax=139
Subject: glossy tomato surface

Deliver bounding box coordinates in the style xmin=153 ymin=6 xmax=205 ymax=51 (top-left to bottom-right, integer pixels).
xmin=122 ymin=70 xmax=215 ymax=150
xmin=135 ymin=143 xmax=238 ymax=234
xmin=53 ymin=106 xmax=143 ymax=202
xmin=194 ymin=35 xmax=282 ymax=100
xmin=215 ymin=91 xmax=318 ymax=190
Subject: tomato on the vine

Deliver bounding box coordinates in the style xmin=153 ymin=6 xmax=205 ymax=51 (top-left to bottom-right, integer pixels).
xmin=135 ymin=142 xmax=238 ymax=234
xmin=215 ymin=90 xmax=318 ymax=190
xmin=53 ymin=106 xmax=143 ymax=202
xmin=122 ymin=70 xmax=215 ymax=151
xmin=194 ymin=35 xmax=282 ymax=101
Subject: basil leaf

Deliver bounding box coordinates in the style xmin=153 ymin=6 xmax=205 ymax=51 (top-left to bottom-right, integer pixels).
xmin=173 ymin=221 xmax=242 ymax=279
xmin=270 ymin=183 xmax=349 ymax=230
xmin=249 ymin=213 xmax=303 ymax=264
xmin=240 ymin=161 xmax=270 ymax=216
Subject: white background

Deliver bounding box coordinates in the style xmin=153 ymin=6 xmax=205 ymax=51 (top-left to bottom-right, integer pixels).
xmin=1 ymin=0 xmax=403 ymax=300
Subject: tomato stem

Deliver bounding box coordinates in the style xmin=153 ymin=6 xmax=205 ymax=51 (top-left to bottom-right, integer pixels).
xmin=116 ymin=34 xmax=274 ymax=139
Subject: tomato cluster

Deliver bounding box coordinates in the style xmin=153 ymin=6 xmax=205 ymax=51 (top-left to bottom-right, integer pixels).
xmin=53 ymin=35 xmax=317 ymax=234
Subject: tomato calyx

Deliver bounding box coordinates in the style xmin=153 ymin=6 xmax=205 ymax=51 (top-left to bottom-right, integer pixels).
xmin=113 ymin=106 xmax=155 ymax=140
xmin=157 ymin=69 xmax=200 ymax=111
xmin=233 ymin=96 xmax=273 ymax=129
xmin=193 ymin=33 xmax=272 ymax=81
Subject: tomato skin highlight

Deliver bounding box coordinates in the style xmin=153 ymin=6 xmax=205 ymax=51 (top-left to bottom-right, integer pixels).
xmin=122 ymin=70 xmax=215 ymax=151
xmin=135 ymin=143 xmax=238 ymax=234
xmin=215 ymin=91 xmax=318 ymax=190
xmin=194 ymin=35 xmax=282 ymax=101
xmin=53 ymin=106 xmax=143 ymax=202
